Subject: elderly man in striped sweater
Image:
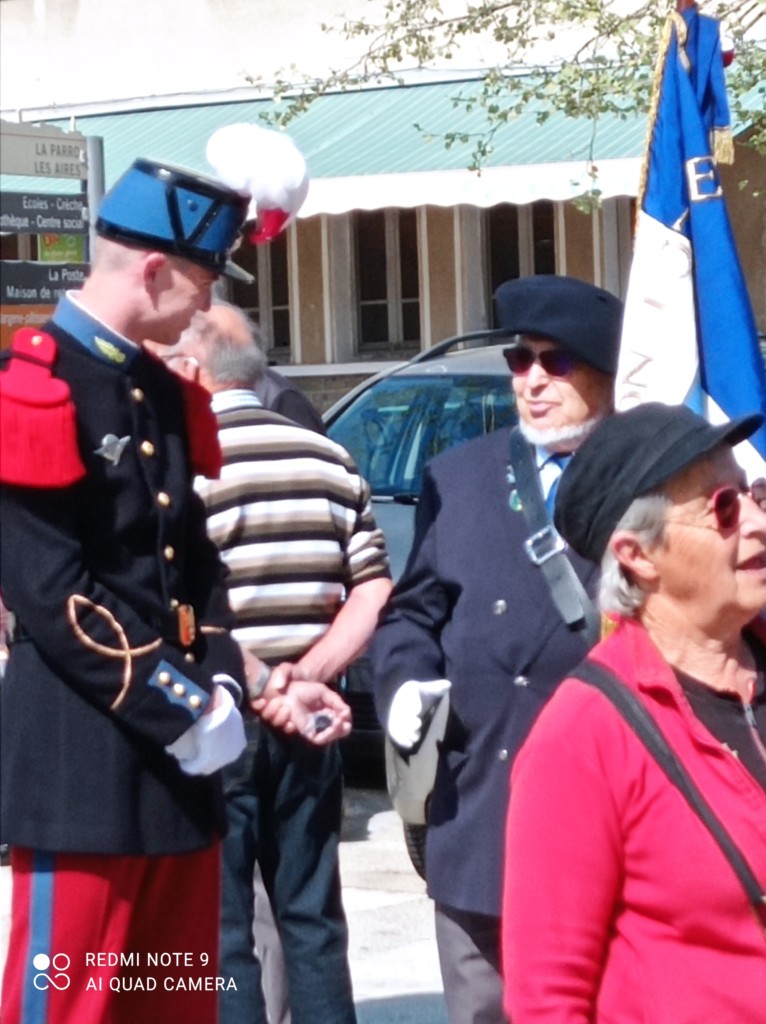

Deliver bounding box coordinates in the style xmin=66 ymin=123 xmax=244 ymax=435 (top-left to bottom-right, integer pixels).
xmin=167 ymin=301 xmax=393 ymax=1024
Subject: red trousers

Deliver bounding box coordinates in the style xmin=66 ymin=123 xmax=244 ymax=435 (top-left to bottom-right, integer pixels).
xmin=2 ymin=844 xmax=221 ymax=1024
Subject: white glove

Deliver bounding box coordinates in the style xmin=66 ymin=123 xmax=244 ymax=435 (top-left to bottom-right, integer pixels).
xmin=387 ymin=679 xmax=451 ymax=751
xmin=213 ymin=672 xmax=243 ymax=707
xmin=165 ymin=685 xmax=246 ymax=776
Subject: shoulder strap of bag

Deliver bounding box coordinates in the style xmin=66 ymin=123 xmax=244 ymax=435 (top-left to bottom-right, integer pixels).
xmin=508 ymin=428 xmax=600 ymax=646
xmin=573 ymin=659 xmax=766 ymax=921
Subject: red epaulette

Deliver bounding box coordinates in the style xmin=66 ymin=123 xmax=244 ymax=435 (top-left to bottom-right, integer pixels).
xmin=0 ymin=328 xmax=86 ymax=487
xmin=179 ymin=376 xmax=223 ymax=480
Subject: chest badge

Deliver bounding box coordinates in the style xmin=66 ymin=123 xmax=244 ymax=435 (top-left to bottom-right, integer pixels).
xmin=96 ymin=434 xmax=131 ymax=466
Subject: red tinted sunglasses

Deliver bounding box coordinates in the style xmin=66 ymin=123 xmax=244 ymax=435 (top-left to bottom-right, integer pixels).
xmin=673 ymin=480 xmax=766 ymax=533
xmin=503 ymin=345 xmax=576 ymax=378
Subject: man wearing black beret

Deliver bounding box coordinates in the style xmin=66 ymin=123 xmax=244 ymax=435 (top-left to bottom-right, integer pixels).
xmin=370 ymin=275 xmax=623 ymax=1023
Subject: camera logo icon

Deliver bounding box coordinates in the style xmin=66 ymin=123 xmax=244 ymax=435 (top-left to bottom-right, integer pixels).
xmin=32 ymin=953 xmax=71 ymax=991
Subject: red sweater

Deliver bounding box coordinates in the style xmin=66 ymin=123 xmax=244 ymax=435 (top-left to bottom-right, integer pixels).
xmin=502 ymin=617 xmax=766 ymax=1023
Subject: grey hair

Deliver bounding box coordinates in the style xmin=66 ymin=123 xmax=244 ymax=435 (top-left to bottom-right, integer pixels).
xmin=598 ymin=492 xmax=670 ymax=617
xmin=187 ymin=300 xmax=267 ymax=388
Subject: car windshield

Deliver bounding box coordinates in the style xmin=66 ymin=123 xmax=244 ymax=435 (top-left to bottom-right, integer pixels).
xmin=328 ymin=373 xmax=515 ymax=498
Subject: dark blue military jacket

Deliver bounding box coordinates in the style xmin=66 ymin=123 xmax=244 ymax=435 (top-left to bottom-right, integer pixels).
xmin=370 ymin=427 xmax=598 ymax=917
xmin=0 ymin=300 xmax=244 ymax=855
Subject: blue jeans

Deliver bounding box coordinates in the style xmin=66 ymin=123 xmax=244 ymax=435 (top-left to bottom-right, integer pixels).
xmin=219 ymin=718 xmax=357 ymax=1024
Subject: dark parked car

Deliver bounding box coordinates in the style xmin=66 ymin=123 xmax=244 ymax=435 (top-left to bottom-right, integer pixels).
xmin=325 ymin=331 xmax=517 ymax=764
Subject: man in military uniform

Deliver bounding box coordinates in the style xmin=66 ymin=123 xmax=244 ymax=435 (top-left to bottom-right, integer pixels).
xmin=0 ymin=157 xmax=346 ymax=1024
xmin=370 ymin=276 xmax=623 ymax=1024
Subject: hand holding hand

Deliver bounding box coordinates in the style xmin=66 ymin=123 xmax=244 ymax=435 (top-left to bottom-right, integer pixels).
xmin=253 ymin=669 xmax=352 ymax=746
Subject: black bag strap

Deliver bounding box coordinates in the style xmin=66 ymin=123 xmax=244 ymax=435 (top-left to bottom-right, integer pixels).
xmin=508 ymin=428 xmax=600 ymax=646
xmin=574 ymin=659 xmax=766 ymax=920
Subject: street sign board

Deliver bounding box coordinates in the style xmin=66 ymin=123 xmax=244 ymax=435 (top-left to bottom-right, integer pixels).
xmin=39 ymin=234 xmax=87 ymax=262
xmin=1 ymin=260 xmax=88 ymax=304
xmin=0 ymin=260 xmax=88 ymax=348
xmin=0 ymin=121 xmax=87 ymax=179
xmin=0 ymin=192 xmax=87 ymax=234
xmin=0 ymin=305 xmax=55 ymax=350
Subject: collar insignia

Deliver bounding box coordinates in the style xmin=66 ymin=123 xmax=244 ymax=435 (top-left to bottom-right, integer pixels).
xmin=95 ymin=337 xmax=127 ymax=363
xmin=96 ymin=434 xmax=131 ymax=465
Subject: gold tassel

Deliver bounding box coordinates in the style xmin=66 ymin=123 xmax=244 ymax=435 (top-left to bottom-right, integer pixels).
xmin=712 ymin=127 xmax=734 ymax=165
xmin=637 ymin=14 xmax=677 ymax=209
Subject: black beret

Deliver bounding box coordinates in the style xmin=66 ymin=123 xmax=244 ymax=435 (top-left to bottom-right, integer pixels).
xmin=553 ymin=402 xmax=763 ymax=563
xmin=494 ymin=275 xmax=623 ymax=374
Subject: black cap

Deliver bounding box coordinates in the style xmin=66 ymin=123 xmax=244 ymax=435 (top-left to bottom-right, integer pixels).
xmin=554 ymin=402 xmax=763 ymax=563
xmin=494 ymin=275 xmax=623 ymax=374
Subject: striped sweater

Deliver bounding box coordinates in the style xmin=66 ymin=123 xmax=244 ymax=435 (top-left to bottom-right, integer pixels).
xmin=195 ymin=389 xmax=391 ymax=662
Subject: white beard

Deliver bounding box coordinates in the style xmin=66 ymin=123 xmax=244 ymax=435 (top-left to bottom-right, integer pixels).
xmin=518 ymin=413 xmax=607 ymax=451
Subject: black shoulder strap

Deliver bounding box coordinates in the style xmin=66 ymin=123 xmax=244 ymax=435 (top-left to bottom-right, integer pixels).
xmin=508 ymin=428 xmax=600 ymax=646
xmin=574 ymin=660 xmax=766 ymax=920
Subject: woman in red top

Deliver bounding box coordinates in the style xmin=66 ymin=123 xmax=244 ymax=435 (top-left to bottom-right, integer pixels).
xmin=502 ymin=403 xmax=766 ymax=1023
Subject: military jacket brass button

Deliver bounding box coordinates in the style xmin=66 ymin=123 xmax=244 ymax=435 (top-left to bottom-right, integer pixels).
xmin=157 ymin=492 xmax=171 ymax=508
xmin=513 ymin=675 xmax=530 ymax=687
xmin=492 ymin=600 xmax=507 ymax=615
xmin=157 ymin=671 xmax=171 ymax=686
xmin=131 ymin=387 xmax=144 ymax=402
xmin=170 ymin=598 xmax=180 ymax=609
xmin=164 ymin=546 xmax=175 ymax=561
xmin=498 ymin=749 xmax=509 ymax=762
xmin=189 ymin=694 xmax=202 ymax=709
xmin=184 ymin=652 xmax=195 ymax=663
xmin=140 ymin=441 xmax=155 ymax=457
xmin=172 ymin=682 xmax=186 ymax=697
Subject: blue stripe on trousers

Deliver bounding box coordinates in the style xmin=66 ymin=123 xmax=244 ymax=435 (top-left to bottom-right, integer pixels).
xmin=22 ymin=850 xmax=56 ymax=1024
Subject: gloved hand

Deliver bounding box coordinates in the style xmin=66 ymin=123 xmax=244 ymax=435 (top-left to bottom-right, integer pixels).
xmin=165 ymin=684 xmax=246 ymax=775
xmin=213 ymin=672 xmax=243 ymax=707
xmin=387 ymin=679 xmax=451 ymax=751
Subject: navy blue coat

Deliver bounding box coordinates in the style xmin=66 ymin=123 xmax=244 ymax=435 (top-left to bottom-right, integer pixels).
xmin=0 ymin=317 xmax=244 ymax=855
xmin=370 ymin=427 xmax=598 ymax=916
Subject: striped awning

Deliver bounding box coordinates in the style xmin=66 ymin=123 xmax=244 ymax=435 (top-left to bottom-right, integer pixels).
xmin=1 ymin=78 xmax=649 ymax=213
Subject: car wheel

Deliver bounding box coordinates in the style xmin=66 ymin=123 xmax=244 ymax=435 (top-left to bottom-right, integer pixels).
xmin=403 ymin=821 xmax=427 ymax=880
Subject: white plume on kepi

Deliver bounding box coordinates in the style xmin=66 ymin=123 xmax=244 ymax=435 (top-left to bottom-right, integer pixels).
xmin=206 ymin=123 xmax=309 ymax=244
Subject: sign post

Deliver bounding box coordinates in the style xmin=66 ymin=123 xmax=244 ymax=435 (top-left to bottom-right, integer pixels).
xmin=0 ymin=121 xmax=87 ymax=179
xmin=1 ymin=121 xmax=99 ymax=348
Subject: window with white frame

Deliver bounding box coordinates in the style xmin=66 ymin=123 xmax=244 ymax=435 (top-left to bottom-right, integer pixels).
xmin=486 ymin=201 xmax=557 ymax=302
xmin=353 ymin=208 xmax=420 ymax=353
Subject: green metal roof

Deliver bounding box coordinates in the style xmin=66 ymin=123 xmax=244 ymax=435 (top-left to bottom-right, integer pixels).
xmin=1 ymin=77 xmax=648 ymax=207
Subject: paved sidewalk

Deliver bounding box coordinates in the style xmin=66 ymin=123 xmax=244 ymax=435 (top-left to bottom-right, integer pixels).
xmin=340 ymin=788 xmax=447 ymax=1023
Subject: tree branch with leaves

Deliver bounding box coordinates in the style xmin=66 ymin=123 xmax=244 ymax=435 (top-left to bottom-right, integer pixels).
xmin=253 ymin=0 xmax=764 ymax=172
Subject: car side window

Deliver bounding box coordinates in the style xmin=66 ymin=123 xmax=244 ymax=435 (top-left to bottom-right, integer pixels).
xmin=329 ymin=375 xmax=515 ymax=497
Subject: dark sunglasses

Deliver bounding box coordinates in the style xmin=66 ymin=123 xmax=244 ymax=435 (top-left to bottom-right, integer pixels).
xmin=670 ymin=480 xmax=766 ymax=533
xmin=502 ymin=345 xmax=576 ymax=378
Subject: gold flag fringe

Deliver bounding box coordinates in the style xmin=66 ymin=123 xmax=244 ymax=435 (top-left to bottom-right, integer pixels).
xmin=712 ymin=126 xmax=734 ymax=165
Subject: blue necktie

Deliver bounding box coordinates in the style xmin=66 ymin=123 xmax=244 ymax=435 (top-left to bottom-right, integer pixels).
xmin=544 ymin=453 xmax=571 ymax=516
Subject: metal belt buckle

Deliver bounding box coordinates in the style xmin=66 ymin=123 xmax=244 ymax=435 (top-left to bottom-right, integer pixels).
xmin=524 ymin=526 xmax=565 ymax=566
xmin=177 ymin=604 xmax=196 ymax=646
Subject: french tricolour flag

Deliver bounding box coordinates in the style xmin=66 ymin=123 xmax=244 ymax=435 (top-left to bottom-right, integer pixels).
xmin=615 ymin=4 xmax=766 ymax=481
